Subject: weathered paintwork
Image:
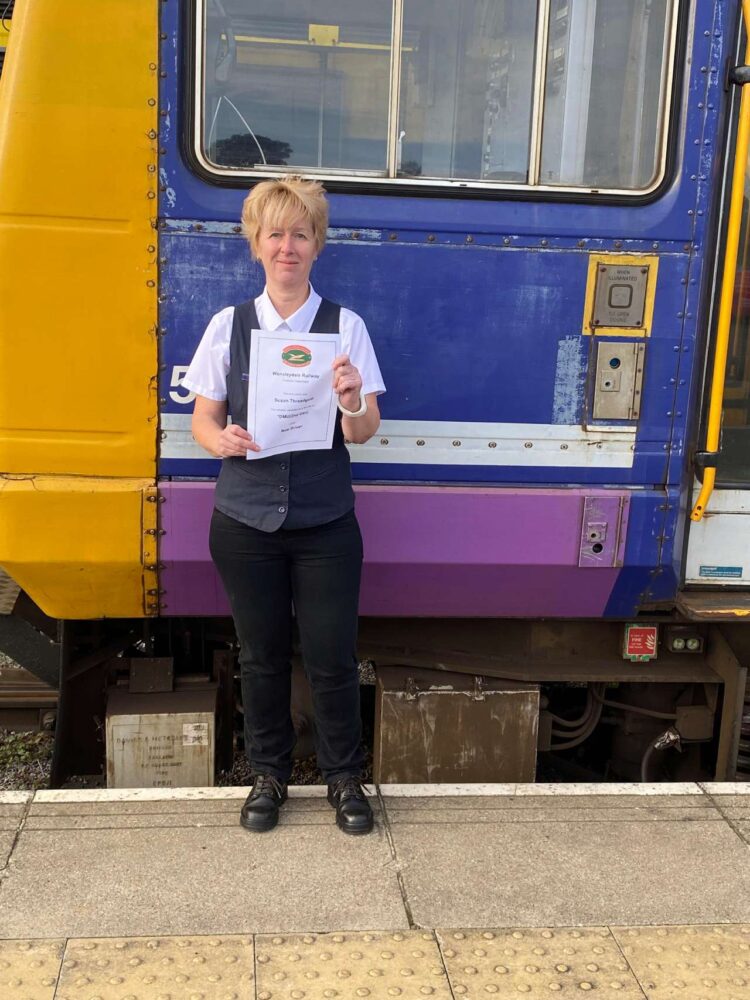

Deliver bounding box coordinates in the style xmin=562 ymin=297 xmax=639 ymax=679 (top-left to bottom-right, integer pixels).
xmin=156 ymin=481 xmax=684 ymax=620
xmin=0 ymin=0 xmax=159 ymax=617
xmin=152 ymin=1 xmax=732 ymax=620
xmin=0 ymin=1 xmax=738 ymax=621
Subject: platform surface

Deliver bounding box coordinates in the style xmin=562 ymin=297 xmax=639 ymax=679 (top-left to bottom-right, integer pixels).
xmin=0 ymin=782 xmax=748 ymax=998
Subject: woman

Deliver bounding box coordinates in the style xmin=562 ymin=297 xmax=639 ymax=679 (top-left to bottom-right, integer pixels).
xmin=183 ymin=177 xmax=385 ymax=835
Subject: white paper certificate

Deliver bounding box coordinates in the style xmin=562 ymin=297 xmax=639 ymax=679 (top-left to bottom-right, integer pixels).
xmin=246 ymin=329 xmax=340 ymax=459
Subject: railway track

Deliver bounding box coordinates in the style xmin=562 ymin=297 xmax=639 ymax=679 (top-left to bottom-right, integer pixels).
xmin=0 ymin=665 xmax=57 ymax=731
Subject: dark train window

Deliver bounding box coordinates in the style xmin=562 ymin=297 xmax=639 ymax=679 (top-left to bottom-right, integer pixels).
xmin=196 ymin=0 xmax=679 ymax=194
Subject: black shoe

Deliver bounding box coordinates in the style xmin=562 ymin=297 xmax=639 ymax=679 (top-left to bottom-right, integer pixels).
xmin=240 ymin=774 xmax=288 ymax=832
xmin=327 ymin=776 xmax=374 ymax=835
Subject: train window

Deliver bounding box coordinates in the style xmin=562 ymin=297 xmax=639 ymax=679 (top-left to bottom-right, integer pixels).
xmin=397 ymin=1 xmax=537 ymax=183
xmin=540 ymin=0 xmax=672 ymax=189
xmin=196 ymin=0 xmax=679 ymax=194
xmin=201 ymin=0 xmax=392 ymax=174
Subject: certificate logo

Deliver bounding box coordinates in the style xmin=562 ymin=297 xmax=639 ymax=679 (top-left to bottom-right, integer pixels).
xmin=281 ymin=344 xmax=312 ymax=368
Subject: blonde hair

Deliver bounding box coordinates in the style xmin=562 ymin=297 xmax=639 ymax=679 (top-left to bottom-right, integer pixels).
xmin=241 ymin=176 xmax=329 ymax=259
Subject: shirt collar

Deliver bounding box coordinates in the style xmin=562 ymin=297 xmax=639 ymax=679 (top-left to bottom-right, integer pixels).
xmin=256 ymin=284 xmax=322 ymax=332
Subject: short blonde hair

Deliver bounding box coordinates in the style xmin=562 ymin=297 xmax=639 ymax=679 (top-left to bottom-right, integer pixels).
xmin=241 ymin=176 xmax=329 ymax=259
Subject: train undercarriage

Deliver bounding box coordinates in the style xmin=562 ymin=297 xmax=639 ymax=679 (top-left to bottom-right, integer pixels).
xmin=2 ymin=588 xmax=747 ymax=789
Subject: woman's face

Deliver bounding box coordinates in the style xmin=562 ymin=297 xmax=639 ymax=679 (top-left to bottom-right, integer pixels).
xmin=256 ymin=216 xmax=318 ymax=294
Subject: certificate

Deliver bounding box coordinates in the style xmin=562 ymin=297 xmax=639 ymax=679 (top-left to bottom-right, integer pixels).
xmin=246 ymin=329 xmax=340 ymax=459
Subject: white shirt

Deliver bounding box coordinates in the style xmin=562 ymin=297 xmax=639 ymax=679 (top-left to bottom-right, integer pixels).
xmin=183 ymin=285 xmax=386 ymax=402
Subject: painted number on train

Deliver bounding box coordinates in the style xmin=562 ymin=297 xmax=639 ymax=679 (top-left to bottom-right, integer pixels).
xmin=170 ymin=365 xmax=195 ymax=404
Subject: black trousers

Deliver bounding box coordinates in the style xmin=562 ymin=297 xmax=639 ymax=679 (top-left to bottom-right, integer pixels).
xmin=209 ymin=507 xmax=364 ymax=784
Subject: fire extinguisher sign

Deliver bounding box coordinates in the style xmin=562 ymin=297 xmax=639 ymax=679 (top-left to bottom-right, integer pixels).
xmin=623 ymin=623 xmax=658 ymax=662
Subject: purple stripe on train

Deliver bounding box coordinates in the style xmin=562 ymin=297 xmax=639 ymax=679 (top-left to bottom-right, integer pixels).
xmin=159 ymin=483 xmax=629 ymax=618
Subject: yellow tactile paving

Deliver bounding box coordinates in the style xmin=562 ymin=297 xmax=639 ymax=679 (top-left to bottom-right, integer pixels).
xmin=613 ymin=924 xmax=750 ymax=999
xmin=55 ymin=935 xmax=254 ymax=1000
xmin=436 ymin=928 xmax=644 ymax=996
xmin=5 ymin=926 xmax=750 ymax=999
xmin=254 ymin=931 xmax=453 ymax=999
xmin=0 ymin=938 xmax=65 ymax=998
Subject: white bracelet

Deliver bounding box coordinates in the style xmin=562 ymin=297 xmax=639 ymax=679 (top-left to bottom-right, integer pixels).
xmin=337 ymin=395 xmax=368 ymax=418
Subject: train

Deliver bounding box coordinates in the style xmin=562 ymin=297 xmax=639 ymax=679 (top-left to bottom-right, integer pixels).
xmin=1 ymin=0 xmax=749 ymax=786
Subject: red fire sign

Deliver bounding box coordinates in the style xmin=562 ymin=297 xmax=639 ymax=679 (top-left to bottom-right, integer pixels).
xmin=623 ymin=624 xmax=658 ymax=661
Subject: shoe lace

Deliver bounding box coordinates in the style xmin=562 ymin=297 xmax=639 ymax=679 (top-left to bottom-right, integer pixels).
xmin=252 ymin=774 xmax=284 ymax=799
xmin=332 ymin=775 xmax=369 ymax=801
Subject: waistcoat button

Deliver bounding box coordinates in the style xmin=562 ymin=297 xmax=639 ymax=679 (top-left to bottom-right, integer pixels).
xmin=280 ymin=486 xmax=287 ymax=492
xmin=280 ymin=463 xmax=287 ymax=470
xmin=278 ymin=506 xmax=286 ymax=513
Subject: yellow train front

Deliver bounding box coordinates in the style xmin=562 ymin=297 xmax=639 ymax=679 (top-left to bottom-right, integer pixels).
xmin=1 ymin=0 xmax=749 ymax=786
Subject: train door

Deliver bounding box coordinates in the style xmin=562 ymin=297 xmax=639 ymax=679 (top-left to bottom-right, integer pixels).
xmin=685 ymin=18 xmax=750 ymax=597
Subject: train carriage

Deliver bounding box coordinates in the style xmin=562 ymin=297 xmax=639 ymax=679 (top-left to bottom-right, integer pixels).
xmin=0 ymin=0 xmax=749 ymax=785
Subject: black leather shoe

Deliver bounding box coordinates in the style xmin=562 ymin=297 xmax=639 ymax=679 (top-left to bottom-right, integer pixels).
xmin=327 ymin=776 xmax=374 ymax=835
xmin=240 ymin=774 xmax=287 ymax=832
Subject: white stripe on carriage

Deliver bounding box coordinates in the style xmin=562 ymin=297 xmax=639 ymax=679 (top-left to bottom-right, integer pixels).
xmin=160 ymin=414 xmax=637 ymax=469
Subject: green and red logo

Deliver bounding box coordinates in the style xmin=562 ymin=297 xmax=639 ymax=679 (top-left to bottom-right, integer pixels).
xmin=281 ymin=344 xmax=312 ymax=368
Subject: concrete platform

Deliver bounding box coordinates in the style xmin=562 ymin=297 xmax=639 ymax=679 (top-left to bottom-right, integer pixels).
xmin=0 ymin=783 xmax=748 ymax=998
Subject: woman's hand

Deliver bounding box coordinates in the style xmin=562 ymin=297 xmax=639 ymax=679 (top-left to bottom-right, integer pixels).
xmin=192 ymin=397 xmax=261 ymax=457
xmin=215 ymin=423 xmax=261 ymax=457
xmin=332 ymin=354 xmax=363 ymax=412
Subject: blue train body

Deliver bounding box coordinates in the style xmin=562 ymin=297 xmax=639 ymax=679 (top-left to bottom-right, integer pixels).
xmin=155 ymin=1 xmax=737 ymax=619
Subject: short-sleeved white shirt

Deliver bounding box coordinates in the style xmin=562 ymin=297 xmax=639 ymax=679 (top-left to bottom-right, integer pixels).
xmin=183 ymin=285 xmax=386 ymax=402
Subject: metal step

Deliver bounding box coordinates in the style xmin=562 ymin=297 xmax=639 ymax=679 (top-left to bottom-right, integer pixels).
xmin=676 ymin=590 xmax=750 ymax=621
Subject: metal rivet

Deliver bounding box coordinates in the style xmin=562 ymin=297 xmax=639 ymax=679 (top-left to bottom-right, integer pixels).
xmin=380 ymin=438 xmax=389 ymax=445
xmin=488 ymin=441 xmax=496 ymax=448
xmin=427 ymin=234 xmax=436 ymax=242
xmin=389 ymin=233 xmax=398 ymax=241
xmin=452 ymin=440 xmax=461 ymax=447
xmin=416 ymin=439 xmax=425 ymax=446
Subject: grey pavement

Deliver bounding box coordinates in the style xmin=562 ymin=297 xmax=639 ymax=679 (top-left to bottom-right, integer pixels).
xmin=0 ymin=797 xmax=26 ymax=869
xmin=0 ymin=784 xmax=748 ymax=940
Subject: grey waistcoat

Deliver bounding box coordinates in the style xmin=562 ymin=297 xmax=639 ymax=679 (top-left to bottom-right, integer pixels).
xmin=214 ymin=297 xmax=354 ymax=532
